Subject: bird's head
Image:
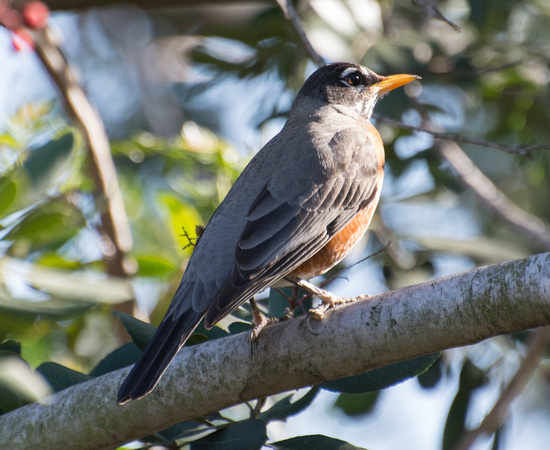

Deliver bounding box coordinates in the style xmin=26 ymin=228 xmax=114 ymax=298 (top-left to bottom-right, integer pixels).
xmin=296 ymin=62 xmax=420 ymax=120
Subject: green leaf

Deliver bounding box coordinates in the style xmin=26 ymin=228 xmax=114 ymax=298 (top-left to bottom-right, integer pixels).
xmin=23 ymin=132 xmax=74 ymax=191
xmin=0 ymin=288 xmax=94 ymax=331
xmin=153 ymin=420 xmax=210 ymax=444
xmin=5 ymin=199 xmax=84 ymax=251
xmin=190 ymin=419 xmax=267 ymax=450
xmin=157 ymin=192 xmax=203 ymax=257
xmin=37 ymin=253 xmax=81 ymax=270
xmin=417 ymin=355 xmax=443 ymax=389
xmin=112 ymin=311 xmax=156 ymax=352
xmin=0 ymin=133 xmax=18 ymax=148
xmin=89 ymin=343 xmax=142 ymax=377
xmin=0 ymin=257 xmax=133 ymax=305
xmin=227 ymin=322 xmax=252 ymax=334
xmin=193 ymin=321 xmax=230 ymax=341
xmin=0 ymin=355 xmax=52 ymax=413
xmin=186 ymin=333 xmax=210 ymax=346
xmin=442 ymin=360 xmax=488 ymax=450
xmin=320 ymin=353 xmax=440 ymax=394
xmin=334 ymin=391 xmax=379 ymax=416
xmin=0 ymin=341 xmax=21 ymax=356
xmin=36 ymin=362 xmax=91 ymax=393
xmin=135 ymin=255 xmax=177 ymax=277
xmin=0 ymin=176 xmax=18 ymax=219
xmin=194 ymin=412 xmax=226 ymax=426
xmin=271 ymin=435 xmax=367 ymax=450
xmin=260 ymin=387 xmax=320 ymax=423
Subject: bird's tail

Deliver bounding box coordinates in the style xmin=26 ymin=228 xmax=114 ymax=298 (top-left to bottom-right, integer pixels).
xmin=117 ymin=308 xmax=204 ymax=404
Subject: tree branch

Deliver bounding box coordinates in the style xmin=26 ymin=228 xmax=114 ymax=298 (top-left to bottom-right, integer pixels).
xmin=275 ymin=0 xmax=325 ymax=67
xmin=32 ymin=26 xmax=134 ymax=275
xmin=30 ymin=25 xmax=138 ymax=327
xmin=0 ymin=252 xmax=549 ymax=449
xmin=436 ymin=140 xmax=550 ymax=251
xmin=410 ymin=0 xmax=461 ymax=32
xmin=374 ymin=114 xmax=550 ymax=158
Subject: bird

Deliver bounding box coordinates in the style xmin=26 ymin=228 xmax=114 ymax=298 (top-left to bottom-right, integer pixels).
xmin=117 ymin=62 xmax=419 ymax=404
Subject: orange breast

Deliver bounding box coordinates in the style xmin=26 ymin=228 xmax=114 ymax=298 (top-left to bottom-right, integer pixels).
xmin=290 ymin=122 xmax=384 ymax=280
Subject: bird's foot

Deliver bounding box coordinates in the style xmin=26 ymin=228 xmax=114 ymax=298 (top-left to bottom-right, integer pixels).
xmin=284 ymin=275 xmax=368 ymax=320
xmin=248 ymin=297 xmax=279 ymax=342
xmin=308 ymin=295 xmax=363 ymax=320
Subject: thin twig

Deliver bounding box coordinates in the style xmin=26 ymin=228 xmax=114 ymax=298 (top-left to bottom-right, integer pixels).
xmin=374 ymin=114 xmax=550 ymax=158
xmin=453 ymin=327 xmax=550 ymax=450
xmin=275 ymin=0 xmax=325 ymax=67
xmin=410 ymin=0 xmax=461 ymax=32
xmin=251 ymin=397 xmax=266 ymax=419
xmin=31 ymin=25 xmax=137 ymax=321
xmin=320 ymin=241 xmax=391 ymax=288
xmin=180 ymin=227 xmax=196 ymax=250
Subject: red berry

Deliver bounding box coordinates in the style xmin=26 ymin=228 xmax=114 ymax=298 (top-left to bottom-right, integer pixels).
xmin=1 ymin=8 xmax=23 ymax=30
xmin=21 ymin=1 xmax=49 ymax=29
xmin=11 ymin=28 xmax=35 ymax=51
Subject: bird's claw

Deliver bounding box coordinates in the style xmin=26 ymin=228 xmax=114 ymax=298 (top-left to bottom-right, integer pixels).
xmin=308 ymin=293 xmax=370 ymax=320
xmin=248 ymin=315 xmax=280 ymax=342
xmin=248 ymin=297 xmax=282 ymax=343
xmin=249 ymin=312 xmax=268 ymax=342
xmin=284 ymin=275 xmax=368 ymax=320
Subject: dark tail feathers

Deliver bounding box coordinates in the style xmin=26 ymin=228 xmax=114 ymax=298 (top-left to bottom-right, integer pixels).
xmin=117 ymin=309 xmax=204 ymax=404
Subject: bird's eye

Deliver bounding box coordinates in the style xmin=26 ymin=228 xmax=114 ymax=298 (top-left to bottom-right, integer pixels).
xmin=344 ymin=71 xmax=363 ymax=87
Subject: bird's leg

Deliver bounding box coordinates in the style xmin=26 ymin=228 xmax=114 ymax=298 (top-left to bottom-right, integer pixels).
xmin=248 ymin=297 xmax=278 ymax=342
xmin=284 ymin=275 xmax=343 ymax=306
xmin=249 ymin=297 xmax=268 ymax=341
xmin=284 ymin=275 xmax=367 ymax=320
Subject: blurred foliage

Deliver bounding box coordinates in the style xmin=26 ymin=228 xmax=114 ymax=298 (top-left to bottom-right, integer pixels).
xmin=442 ymin=360 xmax=488 ymax=450
xmin=1 ymin=0 xmax=550 ymax=448
xmin=0 ymin=104 xmax=242 ymax=413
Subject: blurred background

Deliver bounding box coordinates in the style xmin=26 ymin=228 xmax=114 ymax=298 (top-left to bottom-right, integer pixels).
xmin=0 ymin=0 xmax=549 ymax=449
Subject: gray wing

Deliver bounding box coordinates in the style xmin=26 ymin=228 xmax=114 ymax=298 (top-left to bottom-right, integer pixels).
xmin=204 ymin=127 xmax=381 ymax=326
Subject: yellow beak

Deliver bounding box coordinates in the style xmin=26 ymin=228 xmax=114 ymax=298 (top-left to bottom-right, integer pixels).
xmin=373 ymin=74 xmax=420 ymax=95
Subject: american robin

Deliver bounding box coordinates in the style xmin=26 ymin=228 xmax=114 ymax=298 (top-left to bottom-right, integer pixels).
xmin=117 ymin=62 xmax=419 ymax=404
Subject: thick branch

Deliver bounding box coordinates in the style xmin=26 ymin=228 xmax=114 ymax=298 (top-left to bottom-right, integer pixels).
xmin=0 ymin=252 xmax=549 ymax=449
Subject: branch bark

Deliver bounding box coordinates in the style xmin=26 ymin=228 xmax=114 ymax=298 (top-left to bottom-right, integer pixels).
xmin=0 ymin=252 xmax=549 ymax=449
